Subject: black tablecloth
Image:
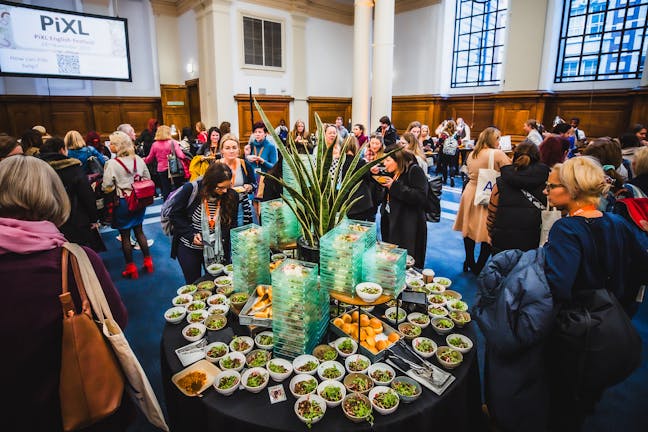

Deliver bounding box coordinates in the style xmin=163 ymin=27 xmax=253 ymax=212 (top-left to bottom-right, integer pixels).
xmin=161 ymin=297 xmax=486 ymax=432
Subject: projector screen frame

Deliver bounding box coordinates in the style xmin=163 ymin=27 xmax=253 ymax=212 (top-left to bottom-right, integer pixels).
xmin=0 ymin=0 xmax=133 ymax=82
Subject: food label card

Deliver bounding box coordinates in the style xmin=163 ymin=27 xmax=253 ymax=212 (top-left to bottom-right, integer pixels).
xmin=175 ymin=339 xmax=207 ymax=367
xmin=268 ymin=384 xmax=287 ymax=404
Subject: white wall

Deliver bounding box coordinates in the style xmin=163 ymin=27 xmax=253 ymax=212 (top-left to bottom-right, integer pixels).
xmin=305 ymin=18 xmax=353 ymax=97
xmin=393 ymin=5 xmax=441 ymax=95
xmin=178 ymin=9 xmax=199 ymax=83
xmin=156 ymin=14 xmax=182 ymax=85
xmin=0 ymin=0 xmax=160 ymax=97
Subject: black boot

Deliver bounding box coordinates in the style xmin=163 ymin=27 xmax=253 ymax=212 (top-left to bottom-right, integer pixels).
xmin=463 ymin=237 xmax=476 ymax=273
xmin=473 ymin=242 xmax=492 ymax=276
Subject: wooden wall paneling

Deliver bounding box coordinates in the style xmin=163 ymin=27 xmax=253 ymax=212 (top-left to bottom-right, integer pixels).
xmin=235 ymin=94 xmax=293 ymax=142
xmin=119 ymin=101 xmax=161 ymax=136
xmin=92 ymin=103 xmax=122 ymax=138
xmin=444 ymin=96 xmax=497 ymax=140
xmin=4 ymin=101 xmax=47 ymax=137
xmin=307 ymin=97 xmax=352 ymax=134
xmin=0 ymin=102 xmax=8 ymax=136
xmin=629 ymin=89 xmax=648 ymax=129
xmin=50 ymin=103 xmax=93 ymax=137
xmin=391 ymin=95 xmax=440 ymax=134
xmin=492 ymin=92 xmax=548 ymax=143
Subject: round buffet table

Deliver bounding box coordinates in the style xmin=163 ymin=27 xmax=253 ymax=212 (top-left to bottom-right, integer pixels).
xmin=161 ymin=296 xmax=486 ymax=432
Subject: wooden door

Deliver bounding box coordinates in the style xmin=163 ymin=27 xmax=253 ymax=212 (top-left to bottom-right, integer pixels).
xmin=234 ymin=94 xmax=293 ymax=143
xmin=160 ymin=84 xmax=191 ymax=137
xmin=186 ymin=79 xmax=201 ymax=132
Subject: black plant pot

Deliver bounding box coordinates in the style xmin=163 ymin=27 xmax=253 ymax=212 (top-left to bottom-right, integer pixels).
xmin=297 ymin=236 xmax=320 ymax=266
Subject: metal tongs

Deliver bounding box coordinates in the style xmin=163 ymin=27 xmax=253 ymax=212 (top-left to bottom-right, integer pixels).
xmin=386 ymin=349 xmax=434 ymax=380
xmin=397 ymin=339 xmax=436 ymax=370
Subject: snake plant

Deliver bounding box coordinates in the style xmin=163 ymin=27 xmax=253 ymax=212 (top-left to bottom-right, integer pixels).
xmin=255 ymin=100 xmax=390 ymax=248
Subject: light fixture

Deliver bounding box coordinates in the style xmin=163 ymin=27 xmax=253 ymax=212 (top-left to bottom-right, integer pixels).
xmin=186 ymin=62 xmax=194 ymax=74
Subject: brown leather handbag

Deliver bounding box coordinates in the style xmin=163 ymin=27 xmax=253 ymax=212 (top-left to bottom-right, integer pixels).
xmin=59 ymin=248 xmax=124 ymax=431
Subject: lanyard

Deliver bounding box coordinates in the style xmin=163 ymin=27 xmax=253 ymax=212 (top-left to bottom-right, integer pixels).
xmin=227 ymin=159 xmax=239 ymax=185
xmin=386 ymin=172 xmax=401 ymax=203
xmin=253 ymin=145 xmax=264 ymax=165
xmin=204 ymin=199 xmax=220 ymax=230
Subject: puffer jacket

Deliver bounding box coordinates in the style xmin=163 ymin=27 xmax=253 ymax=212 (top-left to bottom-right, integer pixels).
xmin=473 ymin=248 xmax=553 ymax=432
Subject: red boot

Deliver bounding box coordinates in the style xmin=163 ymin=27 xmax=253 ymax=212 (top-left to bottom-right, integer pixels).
xmin=122 ymin=262 xmax=139 ymax=279
xmin=143 ymin=256 xmax=154 ymax=274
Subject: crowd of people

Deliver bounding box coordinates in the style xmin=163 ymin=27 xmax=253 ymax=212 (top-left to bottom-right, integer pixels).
xmin=1 ymin=111 xmax=647 ymax=431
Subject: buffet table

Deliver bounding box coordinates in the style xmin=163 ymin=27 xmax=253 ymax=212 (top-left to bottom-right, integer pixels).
xmin=161 ymin=296 xmax=486 ymax=432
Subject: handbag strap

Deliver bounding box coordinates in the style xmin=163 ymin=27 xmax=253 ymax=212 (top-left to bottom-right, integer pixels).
xmin=115 ymin=157 xmax=141 ymax=183
xmin=60 ymin=247 xmax=92 ymax=318
xmin=521 ymin=189 xmax=546 ymax=210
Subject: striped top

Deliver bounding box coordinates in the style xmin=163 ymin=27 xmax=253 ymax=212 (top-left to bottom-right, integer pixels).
xmin=180 ymin=199 xmax=219 ymax=249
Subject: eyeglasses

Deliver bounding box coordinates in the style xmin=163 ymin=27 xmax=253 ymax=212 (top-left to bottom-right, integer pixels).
xmin=544 ymin=182 xmax=565 ymax=191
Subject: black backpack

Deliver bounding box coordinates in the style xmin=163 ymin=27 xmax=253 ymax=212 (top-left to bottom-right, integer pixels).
xmin=424 ymin=174 xmax=442 ymax=223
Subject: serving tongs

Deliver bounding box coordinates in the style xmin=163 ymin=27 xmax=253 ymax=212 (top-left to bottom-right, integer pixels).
xmin=397 ymin=339 xmax=436 ymax=370
xmin=386 ymin=349 xmax=433 ymax=379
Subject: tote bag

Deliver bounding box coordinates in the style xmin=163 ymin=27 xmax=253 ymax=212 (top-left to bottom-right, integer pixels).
xmin=540 ymin=207 xmax=561 ymax=246
xmin=474 ymin=149 xmax=499 ymax=206
xmin=63 ymin=243 xmax=170 ymax=432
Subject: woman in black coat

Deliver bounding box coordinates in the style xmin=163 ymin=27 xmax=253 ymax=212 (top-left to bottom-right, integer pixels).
xmin=487 ymin=140 xmax=550 ymax=255
xmin=380 ymin=146 xmax=428 ymax=268
xmin=39 ymin=137 xmax=100 ymax=250
xmin=338 ymin=141 xmax=377 ymax=221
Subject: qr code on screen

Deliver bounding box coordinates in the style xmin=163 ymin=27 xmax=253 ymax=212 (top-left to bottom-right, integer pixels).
xmin=56 ymin=54 xmax=80 ymax=74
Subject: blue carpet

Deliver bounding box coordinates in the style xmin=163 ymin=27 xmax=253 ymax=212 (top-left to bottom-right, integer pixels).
xmin=96 ymin=181 xmax=648 ymax=432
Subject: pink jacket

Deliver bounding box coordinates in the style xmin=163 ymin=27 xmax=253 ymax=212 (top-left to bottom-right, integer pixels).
xmin=144 ymin=139 xmax=186 ymax=172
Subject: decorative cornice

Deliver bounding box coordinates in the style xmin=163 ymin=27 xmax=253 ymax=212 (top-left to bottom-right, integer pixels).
xmin=150 ymin=0 xmax=178 ymax=16
xmin=396 ymin=0 xmax=441 ymax=15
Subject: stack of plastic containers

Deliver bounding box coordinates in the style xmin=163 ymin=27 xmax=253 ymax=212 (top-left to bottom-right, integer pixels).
xmin=362 ymin=241 xmax=407 ymax=297
xmin=320 ymin=223 xmax=373 ymax=296
xmin=340 ymin=218 xmax=377 ymax=249
xmin=230 ymin=224 xmax=271 ymax=294
xmin=272 ymin=259 xmax=329 ymax=359
xmin=260 ymin=198 xmax=300 ymax=250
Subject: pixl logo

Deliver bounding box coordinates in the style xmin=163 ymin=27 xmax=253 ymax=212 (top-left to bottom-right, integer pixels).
xmin=40 ymin=15 xmax=89 ymax=35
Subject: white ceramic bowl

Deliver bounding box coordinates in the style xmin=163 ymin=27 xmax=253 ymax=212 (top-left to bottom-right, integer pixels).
xmin=229 ymin=336 xmax=254 ymax=355
xmin=343 ymin=373 xmax=374 ymax=395
xmin=406 ymin=255 xmax=415 ymax=268
xmin=427 ymin=293 xmax=447 ymax=308
xmin=447 ymin=299 xmax=469 ymax=312
xmin=207 ymin=303 xmax=229 ymax=317
xmin=436 ymin=346 xmax=464 ymax=370
xmin=289 ymin=373 xmax=319 ymax=398
xmin=203 ymin=313 xmax=227 ymax=331
xmin=344 ymin=354 xmax=371 ymax=374
xmin=406 ymin=277 xmax=425 ymax=292
xmin=223 ymin=263 xmax=234 ymax=276
xmin=241 ymin=367 xmax=270 ymax=393
xmin=367 ymin=362 xmax=396 ymax=386
xmin=246 ymin=349 xmax=272 ymax=368
xmin=213 ymin=369 xmax=240 ymax=396
xmin=355 ymin=282 xmax=383 ymax=303
xmin=204 ymin=341 xmax=229 ymax=363
xmin=341 ymin=392 xmax=373 ymax=422
xmin=369 ymin=385 xmax=400 ymax=415
xmin=449 ymin=310 xmax=472 ymax=328
xmin=186 ymin=300 xmax=207 ymax=312
xmin=214 ymin=275 xmax=233 ymax=287
xmin=206 ymin=262 xmax=225 ymax=276
xmin=219 ymin=351 xmax=246 ymax=372
xmin=427 ymin=305 xmax=449 ymax=319
xmin=334 ymin=337 xmax=358 ymax=358
xmin=317 ymin=360 xmax=345 ymax=382
xmin=181 ymin=323 xmax=206 ymax=342
xmin=206 ymin=293 xmax=229 ymax=307
xmin=390 ymin=376 xmax=422 ymax=403
xmin=255 ymin=331 xmax=274 ymax=350
xmin=432 ymin=276 xmax=452 ymax=288
xmin=317 ymin=379 xmax=347 ymax=408
xmin=425 ymin=282 xmax=446 ymax=294
xmin=164 ymin=306 xmax=186 ymax=324
xmin=442 ymin=289 xmax=462 ymax=301
xmin=192 ymin=289 xmax=212 ymax=301
xmin=266 ymin=358 xmax=293 ymax=382
xmin=407 ymin=312 xmax=430 ymax=329
xmin=271 ymin=253 xmax=287 ymax=262
xmin=431 ymin=316 xmax=455 ymax=336
xmin=384 ymin=306 xmax=407 ymax=324
xmin=292 ymin=354 xmax=320 ymax=376
xmin=294 ymin=394 xmax=327 ymax=426
xmin=446 ymin=333 xmax=474 ymax=354
xmin=176 ymin=284 xmax=198 ymax=296
xmin=171 ymin=294 xmax=193 ymax=308
xmin=398 ymin=322 xmax=422 ymax=340
xmin=412 ymin=336 xmax=438 ymax=359
xmin=186 ymin=309 xmax=208 ymax=324
xmin=196 ymin=280 xmax=216 ymax=292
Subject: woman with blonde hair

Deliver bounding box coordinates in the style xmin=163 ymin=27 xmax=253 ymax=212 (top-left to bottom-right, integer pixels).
xmin=0 ymin=155 xmax=133 ymax=430
xmin=542 ymin=155 xmax=648 ymax=430
xmin=405 ymin=121 xmax=422 ymax=142
xmin=143 ymin=124 xmax=187 ymax=200
xmin=103 ymin=130 xmax=153 ymax=279
xmin=401 ymin=132 xmax=428 ymax=173
xmin=289 ymin=119 xmax=312 ymax=154
xmin=438 ymin=120 xmax=459 ymax=186
xmin=65 ymin=129 xmax=108 ymax=174
xmin=453 ymin=127 xmax=511 ymax=274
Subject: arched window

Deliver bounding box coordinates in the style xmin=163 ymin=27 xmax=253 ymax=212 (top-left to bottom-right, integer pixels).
xmin=555 ymin=0 xmax=648 ymax=82
xmin=451 ymin=0 xmax=509 ymax=88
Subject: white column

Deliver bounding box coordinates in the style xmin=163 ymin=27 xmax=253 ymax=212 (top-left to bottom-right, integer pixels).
xmin=292 ymin=12 xmax=309 ymax=129
xmin=370 ymin=0 xmax=395 ymax=131
xmin=194 ymin=0 xmax=235 ymax=129
xmin=352 ymin=0 xmax=373 ymax=130
xmin=641 ymin=52 xmax=648 ymax=87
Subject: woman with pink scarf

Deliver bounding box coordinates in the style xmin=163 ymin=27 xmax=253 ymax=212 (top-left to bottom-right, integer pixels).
xmin=0 ymin=155 xmax=133 ymax=431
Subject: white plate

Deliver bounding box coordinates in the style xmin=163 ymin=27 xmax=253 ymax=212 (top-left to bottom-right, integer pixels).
xmin=172 ymin=359 xmax=220 ymax=396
